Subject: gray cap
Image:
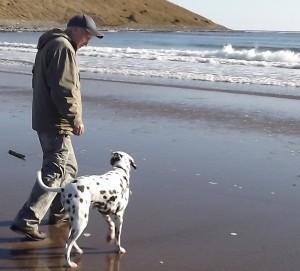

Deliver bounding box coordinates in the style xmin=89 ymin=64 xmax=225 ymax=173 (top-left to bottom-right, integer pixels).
xmin=67 ymin=14 xmax=104 ymax=39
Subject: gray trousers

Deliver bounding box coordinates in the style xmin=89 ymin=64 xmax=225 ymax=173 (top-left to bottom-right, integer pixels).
xmin=13 ymin=132 xmax=78 ymax=231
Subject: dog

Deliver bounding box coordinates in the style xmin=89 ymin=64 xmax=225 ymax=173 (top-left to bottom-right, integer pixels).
xmin=37 ymin=151 xmax=137 ymax=268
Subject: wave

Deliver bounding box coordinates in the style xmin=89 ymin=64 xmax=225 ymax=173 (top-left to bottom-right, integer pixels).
xmin=0 ymin=42 xmax=36 ymax=52
xmin=1 ymin=41 xmax=299 ymax=69
xmin=0 ymin=41 xmax=299 ymax=88
xmin=78 ymin=44 xmax=300 ymax=69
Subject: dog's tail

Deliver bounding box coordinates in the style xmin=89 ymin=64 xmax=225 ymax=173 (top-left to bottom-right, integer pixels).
xmin=36 ymin=170 xmax=62 ymax=193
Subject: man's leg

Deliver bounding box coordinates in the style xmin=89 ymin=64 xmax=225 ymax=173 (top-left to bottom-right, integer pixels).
xmin=48 ymin=135 xmax=78 ymax=224
xmin=11 ymin=132 xmax=74 ymax=239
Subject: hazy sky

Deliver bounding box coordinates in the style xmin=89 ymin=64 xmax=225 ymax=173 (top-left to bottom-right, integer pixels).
xmin=168 ymin=0 xmax=299 ymax=31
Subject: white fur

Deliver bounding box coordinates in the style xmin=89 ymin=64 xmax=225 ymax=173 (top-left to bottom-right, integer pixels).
xmin=37 ymin=151 xmax=136 ymax=268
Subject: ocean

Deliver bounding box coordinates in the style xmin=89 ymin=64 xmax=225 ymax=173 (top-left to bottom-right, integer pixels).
xmin=0 ymin=30 xmax=299 ymax=97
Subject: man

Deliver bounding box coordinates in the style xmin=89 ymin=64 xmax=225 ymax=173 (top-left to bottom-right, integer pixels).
xmin=10 ymin=14 xmax=103 ymax=240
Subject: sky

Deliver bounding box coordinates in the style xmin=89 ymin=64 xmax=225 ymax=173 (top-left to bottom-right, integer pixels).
xmin=168 ymin=0 xmax=299 ymax=31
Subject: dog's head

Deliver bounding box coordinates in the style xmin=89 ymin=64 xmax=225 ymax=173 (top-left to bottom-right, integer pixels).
xmin=110 ymin=151 xmax=137 ymax=172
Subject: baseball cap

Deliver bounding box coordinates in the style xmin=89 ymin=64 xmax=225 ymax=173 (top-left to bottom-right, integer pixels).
xmin=67 ymin=14 xmax=104 ymax=39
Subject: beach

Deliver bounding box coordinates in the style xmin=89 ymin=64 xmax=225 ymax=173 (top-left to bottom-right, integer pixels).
xmin=1 ymin=71 xmax=300 ymax=270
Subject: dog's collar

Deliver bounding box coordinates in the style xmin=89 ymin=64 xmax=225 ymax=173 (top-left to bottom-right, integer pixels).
xmin=114 ymin=165 xmax=127 ymax=172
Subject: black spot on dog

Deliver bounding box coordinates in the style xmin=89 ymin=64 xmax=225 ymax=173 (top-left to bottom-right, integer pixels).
xmin=75 ymin=194 xmax=78 ymax=198
xmin=68 ymin=193 xmax=72 ymax=198
xmin=108 ymin=196 xmax=117 ymax=202
xmin=100 ymin=190 xmax=106 ymax=194
xmin=67 ymin=207 xmax=71 ymax=212
xmin=70 ymin=217 xmax=74 ymax=221
xmin=72 ymin=180 xmax=78 ymax=183
xmin=97 ymin=182 xmax=100 ymax=185
xmin=66 ymin=199 xmax=70 ymax=205
xmin=77 ymin=185 xmax=85 ymax=193
xmin=80 ymin=198 xmax=83 ymax=203
xmin=72 ymin=205 xmax=75 ymax=209
xmin=103 ymin=196 xmax=107 ymax=199
xmin=84 ymin=214 xmax=87 ymax=218
xmin=61 ymin=188 xmax=65 ymax=192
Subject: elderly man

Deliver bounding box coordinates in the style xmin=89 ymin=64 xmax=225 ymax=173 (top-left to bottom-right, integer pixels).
xmin=10 ymin=14 xmax=103 ymax=240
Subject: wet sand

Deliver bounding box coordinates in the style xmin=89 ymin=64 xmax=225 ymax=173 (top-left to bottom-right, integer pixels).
xmin=1 ymin=71 xmax=300 ymax=270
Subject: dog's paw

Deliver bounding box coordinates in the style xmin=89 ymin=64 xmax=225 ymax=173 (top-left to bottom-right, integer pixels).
xmin=74 ymin=248 xmax=83 ymax=254
xmin=117 ymin=246 xmax=126 ymax=254
xmin=65 ymin=261 xmax=78 ymax=268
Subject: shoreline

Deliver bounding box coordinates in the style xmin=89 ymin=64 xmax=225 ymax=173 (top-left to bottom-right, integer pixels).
xmin=0 ymin=70 xmax=300 ymax=138
xmin=0 ymin=19 xmax=231 ymax=33
xmin=1 ymin=19 xmax=297 ymax=33
xmin=1 ymin=68 xmax=300 ymax=101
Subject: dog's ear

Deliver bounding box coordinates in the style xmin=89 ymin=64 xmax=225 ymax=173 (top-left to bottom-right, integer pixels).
xmin=110 ymin=152 xmax=121 ymax=166
xmin=130 ymin=160 xmax=137 ymax=170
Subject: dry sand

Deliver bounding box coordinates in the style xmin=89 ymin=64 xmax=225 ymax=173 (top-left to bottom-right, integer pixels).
xmin=1 ymin=71 xmax=300 ymax=270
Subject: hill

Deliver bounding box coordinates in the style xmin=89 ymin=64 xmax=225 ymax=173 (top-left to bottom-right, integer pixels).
xmin=0 ymin=0 xmax=227 ymax=31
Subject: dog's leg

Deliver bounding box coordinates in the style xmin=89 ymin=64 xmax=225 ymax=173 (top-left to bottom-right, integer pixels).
xmin=114 ymin=212 xmax=126 ymax=253
xmin=73 ymin=241 xmax=83 ymax=254
xmin=65 ymin=224 xmax=86 ymax=268
xmin=103 ymin=214 xmax=115 ymax=243
xmin=65 ymin=228 xmax=77 ymax=268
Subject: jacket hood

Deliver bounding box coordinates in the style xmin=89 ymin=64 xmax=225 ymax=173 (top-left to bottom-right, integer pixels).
xmin=37 ymin=28 xmax=74 ymax=50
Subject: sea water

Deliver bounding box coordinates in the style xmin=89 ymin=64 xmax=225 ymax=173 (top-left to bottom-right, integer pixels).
xmin=0 ymin=30 xmax=299 ymax=96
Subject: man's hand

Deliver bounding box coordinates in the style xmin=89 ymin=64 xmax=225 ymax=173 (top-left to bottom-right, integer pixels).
xmin=73 ymin=124 xmax=84 ymax=136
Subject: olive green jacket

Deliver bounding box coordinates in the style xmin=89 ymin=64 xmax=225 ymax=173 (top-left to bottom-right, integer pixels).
xmin=32 ymin=28 xmax=82 ymax=135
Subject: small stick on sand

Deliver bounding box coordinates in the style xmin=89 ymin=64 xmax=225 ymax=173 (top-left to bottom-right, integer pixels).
xmin=8 ymin=150 xmax=26 ymax=160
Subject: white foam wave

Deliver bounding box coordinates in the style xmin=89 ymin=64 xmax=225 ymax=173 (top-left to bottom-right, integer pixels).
xmin=78 ymin=44 xmax=300 ymax=69
xmin=1 ymin=41 xmax=299 ymax=69
xmin=81 ymin=66 xmax=300 ymax=87
xmin=0 ymin=42 xmax=36 ymax=52
xmin=0 ymin=41 xmax=299 ymax=88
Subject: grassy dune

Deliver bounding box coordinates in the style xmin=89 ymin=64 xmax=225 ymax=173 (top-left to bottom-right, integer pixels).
xmin=0 ymin=0 xmax=227 ymax=31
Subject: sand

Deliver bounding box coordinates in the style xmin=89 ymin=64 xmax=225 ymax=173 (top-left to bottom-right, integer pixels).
xmin=1 ymin=71 xmax=300 ymax=270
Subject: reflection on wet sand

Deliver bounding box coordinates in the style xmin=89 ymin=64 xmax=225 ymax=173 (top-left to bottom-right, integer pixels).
xmin=1 ymin=223 xmax=123 ymax=270
xmin=106 ymin=254 xmax=122 ymax=271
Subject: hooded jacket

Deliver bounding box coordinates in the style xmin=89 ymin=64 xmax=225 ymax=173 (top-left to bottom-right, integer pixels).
xmin=32 ymin=28 xmax=82 ymax=135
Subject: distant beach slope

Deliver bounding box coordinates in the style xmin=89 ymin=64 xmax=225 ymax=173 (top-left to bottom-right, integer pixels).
xmin=0 ymin=0 xmax=227 ymax=31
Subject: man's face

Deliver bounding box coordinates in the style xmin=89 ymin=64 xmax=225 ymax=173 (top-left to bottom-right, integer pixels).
xmin=72 ymin=28 xmax=93 ymax=49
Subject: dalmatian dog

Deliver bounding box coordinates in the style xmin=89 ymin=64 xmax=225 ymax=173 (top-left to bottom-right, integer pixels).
xmin=37 ymin=151 xmax=137 ymax=268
